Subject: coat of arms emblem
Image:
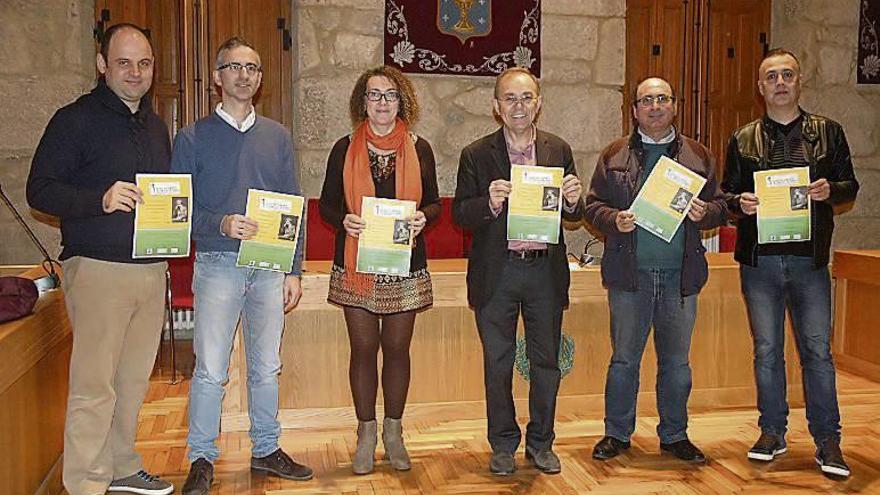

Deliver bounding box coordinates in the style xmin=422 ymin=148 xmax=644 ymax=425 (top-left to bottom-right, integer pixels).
xmin=438 ymin=0 xmax=492 ymax=43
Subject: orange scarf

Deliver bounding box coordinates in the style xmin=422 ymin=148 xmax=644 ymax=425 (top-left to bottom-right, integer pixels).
xmin=342 ymin=118 xmax=422 ymax=296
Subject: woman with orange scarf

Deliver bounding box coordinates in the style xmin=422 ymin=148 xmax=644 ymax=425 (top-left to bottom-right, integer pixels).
xmin=319 ymin=66 xmax=440 ymax=475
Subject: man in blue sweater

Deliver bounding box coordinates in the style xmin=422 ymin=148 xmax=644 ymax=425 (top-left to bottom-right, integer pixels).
xmin=171 ymin=37 xmax=311 ymax=493
xmin=27 ymin=23 xmax=173 ymax=495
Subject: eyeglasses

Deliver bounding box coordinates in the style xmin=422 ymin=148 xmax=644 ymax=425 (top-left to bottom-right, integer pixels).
xmin=635 ymin=94 xmax=676 ymax=107
xmin=365 ymin=90 xmax=401 ymax=103
xmin=763 ymin=69 xmax=797 ymax=83
xmin=497 ymin=94 xmax=537 ymax=106
xmin=216 ymin=62 xmax=262 ymax=75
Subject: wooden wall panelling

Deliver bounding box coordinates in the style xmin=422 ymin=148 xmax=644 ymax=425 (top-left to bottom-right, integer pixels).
xmin=0 ymin=269 xmax=72 ymax=495
xmin=832 ymin=250 xmax=880 ymax=382
xmin=220 ymin=256 xmax=805 ymax=432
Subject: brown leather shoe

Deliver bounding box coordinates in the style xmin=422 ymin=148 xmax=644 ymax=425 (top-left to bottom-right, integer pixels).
xmin=251 ymin=448 xmax=314 ymax=481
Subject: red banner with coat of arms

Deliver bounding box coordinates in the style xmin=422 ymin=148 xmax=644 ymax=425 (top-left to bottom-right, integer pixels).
xmin=384 ymin=0 xmax=541 ymax=77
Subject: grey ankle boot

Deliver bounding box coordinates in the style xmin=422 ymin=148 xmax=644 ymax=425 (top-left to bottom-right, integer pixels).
xmin=383 ymin=417 xmax=411 ymax=471
xmin=352 ymin=419 xmax=378 ymax=474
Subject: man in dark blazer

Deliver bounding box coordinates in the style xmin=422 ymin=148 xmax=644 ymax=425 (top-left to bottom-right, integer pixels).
xmin=453 ymin=67 xmax=584 ymax=476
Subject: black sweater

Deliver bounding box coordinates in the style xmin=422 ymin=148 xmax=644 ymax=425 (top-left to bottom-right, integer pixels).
xmin=27 ymin=81 xmax=171 ymax=263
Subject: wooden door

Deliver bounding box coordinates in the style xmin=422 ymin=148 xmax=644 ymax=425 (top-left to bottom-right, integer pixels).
xmin=202 ymin=0 xmax=292 ymax=127
xmin=625 ymin=0 xmax=770 ymax=173
xmin=702 ymin=0 xmax=770 ymax=171
xmin=623 ymin=0 xmax=694 ymax=137
xmin=94 ymin=0 xmax=183 ymax=140
xmin=96 ymin=0 xmax=292 ymax=134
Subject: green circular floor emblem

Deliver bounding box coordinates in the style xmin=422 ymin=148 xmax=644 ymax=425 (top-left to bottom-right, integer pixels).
xmin=514 ymin=331 xmax=575 ymax=381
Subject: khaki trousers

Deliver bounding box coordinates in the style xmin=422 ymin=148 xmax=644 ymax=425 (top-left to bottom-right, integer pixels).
xmin=61 ymin=257 xmax=166 ymax=495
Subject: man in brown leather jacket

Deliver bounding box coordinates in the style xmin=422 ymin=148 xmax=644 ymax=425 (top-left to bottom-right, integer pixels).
xmin=722 ymin=48 xmax=859 ymax=478
xmin=585 ymin=77 xmax=727 ymax=464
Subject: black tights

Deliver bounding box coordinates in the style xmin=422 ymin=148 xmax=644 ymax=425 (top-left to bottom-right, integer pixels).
xmin=343 ymin=306 xmax=416 ymax=421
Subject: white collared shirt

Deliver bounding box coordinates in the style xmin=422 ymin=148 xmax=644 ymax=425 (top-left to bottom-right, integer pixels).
xmin=215 ymin=103 xmax=256 ymax=132
xmin=638 ymin=127 xmax=676 ymax=144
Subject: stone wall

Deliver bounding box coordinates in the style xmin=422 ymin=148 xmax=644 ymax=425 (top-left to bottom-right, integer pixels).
xmin=772 ymin=0 xmax=880 ymax=250
xmin=292 ymin=0 xmax=626 ymax=254
xmin=0 ymin=0 xmax=95 ymax=264
xmin=4 ymin=0 xmax=876 ymax=265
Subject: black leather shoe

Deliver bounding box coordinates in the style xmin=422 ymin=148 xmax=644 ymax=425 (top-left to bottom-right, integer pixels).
xmin=592 ymin=436 xmax=631 ymax=460
xmin=251 ymin=448 xmax=314 ymax=480
xmin=816 ymin=439 xmax=850 ymax=478
xmin=660 ymin=439 xmax=706 ymax=463
xmin=525 ymin=446 xmax=561 ymax=474
xmin=182 ymin=458 xmax=213 ymax=495
xmin=489 ymin=451 xmax=516 ymax=476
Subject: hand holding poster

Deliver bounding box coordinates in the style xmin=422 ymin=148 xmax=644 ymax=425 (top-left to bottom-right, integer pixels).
xmin=236 ymin=189 xmax=304 ymax=272
xmin=357 ymin=197 xmax=417 ymax=276
xmin=507 ymin=164 xmax=563 ymax=244
xmin=629 ymin=156 xmax=707 ymax=243
xmin=754 ymin=166 xmax=811 ymax=244
xmin=133 ymin=173 xmax=192 ymax=258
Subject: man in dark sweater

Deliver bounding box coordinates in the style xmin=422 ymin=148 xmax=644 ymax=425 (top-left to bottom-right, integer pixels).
xmin=171 ymin=37 xmax=311 ymax=494
xmin=723 ymin=49 xmax=859 ymax=478
xmin=26 ymin=24 xmax=173 ymax=495
xmin=585 ymin=77 xmax=727 ymax=464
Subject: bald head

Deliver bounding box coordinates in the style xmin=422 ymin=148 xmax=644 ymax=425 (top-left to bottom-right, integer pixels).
xmin=632 ymin=77 xmax=678 ymax=141
xmin=633 ymin=78 xmax=674 ymax=105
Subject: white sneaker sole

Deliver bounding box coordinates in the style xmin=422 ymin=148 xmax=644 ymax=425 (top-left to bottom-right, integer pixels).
xmin=108 ymin=486 xmax=173 ymax=495
xmin=815 ymin=457 xmax=851 ymax=477
xmin=747 ymin=447 xmax=787 ymax=461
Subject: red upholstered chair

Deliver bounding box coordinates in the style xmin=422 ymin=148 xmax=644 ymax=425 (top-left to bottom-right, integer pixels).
xmin=422 ymin=197 xmax=469 ymax=258
xmin=163 ymin=246 xmax=195 ymax=384
xmin=304 ymin=196 xmax=471 ymax=261
xmin=305 ymin=198 xmax=336 ymax=261
xmin=719 ymin=225 xmax=737 ymax=252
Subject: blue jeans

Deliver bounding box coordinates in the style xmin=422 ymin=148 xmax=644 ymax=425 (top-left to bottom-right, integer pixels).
xmin=740 ymin=255 xmax=841 ymax=445
xmin=604 ymin=269 xmax=697 ymax=444
xmin=187 ymin=251 xmax=285 ymax=462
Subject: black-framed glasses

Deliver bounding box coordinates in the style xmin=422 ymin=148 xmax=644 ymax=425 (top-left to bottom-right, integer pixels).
xmin=217 ymin=62 xmax=262 ymax=75
xmin=763 ymin=69 xmax=797 ymax=83
xmin=635 ymin=94 xmax=676 ymax=107
xmin=365 ymin=90 xmax=401 ymax=103
xmin=497 ymin=94 xmax=537 ymax=106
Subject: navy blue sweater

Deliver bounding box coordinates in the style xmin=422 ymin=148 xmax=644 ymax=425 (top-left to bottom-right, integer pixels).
xmin=170 ymin=113 xmax=304 ymax=275
xmin=27 ymin=81 xmax=171 ymax=263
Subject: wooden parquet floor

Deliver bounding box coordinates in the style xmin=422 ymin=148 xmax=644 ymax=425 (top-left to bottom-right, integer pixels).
xmin=128 ymin=354 xmax=880 ymax=494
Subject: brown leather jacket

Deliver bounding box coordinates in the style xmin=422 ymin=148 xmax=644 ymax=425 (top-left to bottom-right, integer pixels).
xmin=584 ymin=131 xmax=727 ymax=296
xmin=722 ymin=111 xmax=859 ymax=267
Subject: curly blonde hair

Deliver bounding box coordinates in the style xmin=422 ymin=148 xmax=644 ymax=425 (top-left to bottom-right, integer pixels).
xmin=349 ymin=66 xmax=420 ymax=128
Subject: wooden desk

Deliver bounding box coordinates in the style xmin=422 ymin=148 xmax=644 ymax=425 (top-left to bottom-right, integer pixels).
xmin=221 ymin=253 xmax=804 ymax=431
xmin=832 ymin=250 xmax=880 ymax=381
xmin=0 ymin=267 xmax=70 ymax=495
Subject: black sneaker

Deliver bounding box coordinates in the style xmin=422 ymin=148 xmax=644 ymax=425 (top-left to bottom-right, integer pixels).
xmin=107 ymin=470 xmax=173 ymax=495
xmin=182 ymin=458 xmax=213 ymax=495
xmin=747 ymin=432 xmax=787 ymax=462
xmin=816 ymin=439 xmax=851 ymax=478
xmin=660 ymin=439 xmax=706 ymax=463
xmin=251 ymin=448 xmax=314 ymax=481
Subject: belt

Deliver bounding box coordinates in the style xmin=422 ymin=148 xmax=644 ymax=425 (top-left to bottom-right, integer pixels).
xmin=507 ymin=249 xmax=549 ymax=260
